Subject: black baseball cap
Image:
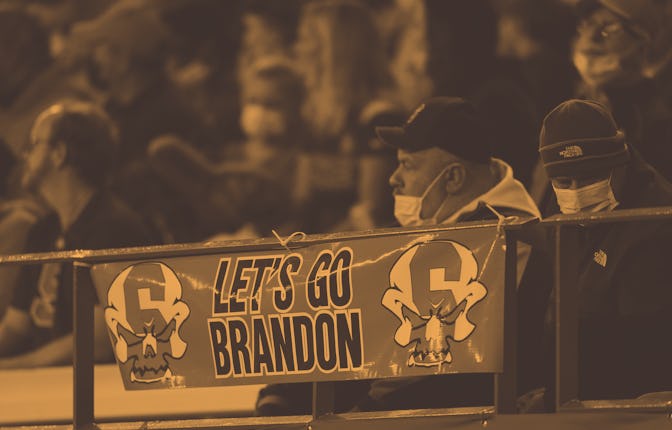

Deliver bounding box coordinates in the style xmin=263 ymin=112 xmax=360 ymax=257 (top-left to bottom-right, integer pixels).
xmin=375 ymin=96 xmax=493 ymax=163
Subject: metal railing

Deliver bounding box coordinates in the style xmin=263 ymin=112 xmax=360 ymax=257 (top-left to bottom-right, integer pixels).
xmin=1 ymin=208 xmax=671 ymax=429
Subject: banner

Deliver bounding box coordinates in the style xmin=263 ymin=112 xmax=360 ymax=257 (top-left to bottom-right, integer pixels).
xmin=91 ymin=226 xmax=506 ymax=390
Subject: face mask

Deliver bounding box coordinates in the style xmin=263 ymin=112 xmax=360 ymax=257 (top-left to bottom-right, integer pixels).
xmin=240 ymin=104 xmax=287 ymax=139
xmin=573 ymin=46 xmax=645 ymax=89
xmin=394 ymin=166 xmax=449 ymax=227
xmin=553 ymin=177 xmax=619 ymax=215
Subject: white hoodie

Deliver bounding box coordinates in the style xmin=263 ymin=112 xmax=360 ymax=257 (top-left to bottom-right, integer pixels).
xmin=443 ymin=158 xmax=541 ymax=224
xmin=442 ymin=158 xmax=540 ymax=288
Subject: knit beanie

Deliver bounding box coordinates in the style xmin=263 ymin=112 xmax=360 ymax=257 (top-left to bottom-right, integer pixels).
xmin=539 ymin=99 xmax=629 ymax=178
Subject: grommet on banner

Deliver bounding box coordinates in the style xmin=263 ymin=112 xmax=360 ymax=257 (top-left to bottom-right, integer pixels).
xmin=272 ymin=230 xmax=307 ymax=252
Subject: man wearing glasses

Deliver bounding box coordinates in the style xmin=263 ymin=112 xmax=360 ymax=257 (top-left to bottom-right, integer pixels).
xmin=0 ymin=101 xmax=156 ymax=368
xmin=571 ymin=0 xmax=672 ymax=180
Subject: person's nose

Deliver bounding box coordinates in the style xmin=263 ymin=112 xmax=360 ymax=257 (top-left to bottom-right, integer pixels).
xmin=389 ymin=167 xmax=402 ymax=190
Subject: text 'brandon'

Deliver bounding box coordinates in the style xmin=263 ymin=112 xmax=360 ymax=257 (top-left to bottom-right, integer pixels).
xmin=207 ymin=248 xmax=364 ymax=377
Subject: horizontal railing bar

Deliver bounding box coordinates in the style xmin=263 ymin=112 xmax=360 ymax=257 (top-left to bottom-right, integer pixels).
xmin=6 ymin=409 xmax=672 ymax=430
xmin=540 ymin=206 xmax=672 ymax=226
xmin=103 ymin=415 xmax=312 ymax=430
xmin=4 ymin=204 xmax=672 ymax=266
xmin=0 ymin=218 xmax=528 ymax=266
xmin=558 ymin=398 xmax=672 ymax=413
xmin=333 ymin=406 xmax=495 ymax=421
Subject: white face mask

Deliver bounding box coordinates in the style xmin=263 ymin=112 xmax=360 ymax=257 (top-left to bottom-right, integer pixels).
xmin=553 ymin=177 xmax=619 ymax=215
xmin=573 ymin=47 xmax=645 ymax=89
xmin=394 ymin=166 xmax=449 ymax=227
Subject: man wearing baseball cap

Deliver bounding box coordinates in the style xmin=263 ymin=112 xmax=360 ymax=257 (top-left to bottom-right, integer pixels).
xmin=347 ymin=97 xmax=550 ymax=411
xmin=539 ymin=98 xmax=672 ymax=401
xmin=378 ymin=96 xmax=540 ymax=227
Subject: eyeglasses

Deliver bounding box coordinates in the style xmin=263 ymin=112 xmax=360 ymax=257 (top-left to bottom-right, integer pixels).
xmin=577 ymin=18 xmax=644 ymax=41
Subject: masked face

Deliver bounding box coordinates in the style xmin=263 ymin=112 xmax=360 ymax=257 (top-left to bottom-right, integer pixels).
xmin=573 ymin=8 xmax=649 ymax=89
xmin=552 ymin=175 xmax=619 ymax=214
xmin=392 ymin=160 xmax=451 ymax=227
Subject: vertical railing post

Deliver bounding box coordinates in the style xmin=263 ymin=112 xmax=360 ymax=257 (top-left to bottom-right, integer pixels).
xmin=312 ymin=381 xmax=335 ymax=420
xmin=73 ymin=261 xmax=95 ymax=429
xmin=495 ymin=231 xmax=517 ymax=414
xmin=554 ymin=225 xmax=580 ymax=411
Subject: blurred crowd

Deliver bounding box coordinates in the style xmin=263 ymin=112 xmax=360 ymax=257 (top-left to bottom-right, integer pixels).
xmin=2 ymin=0 xmax=672 ymax=243
xmin=1 ymin=0 xmax=672 ymax=412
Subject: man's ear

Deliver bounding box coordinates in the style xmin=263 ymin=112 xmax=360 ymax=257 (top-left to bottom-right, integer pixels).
xmin=49 ymin=140 xmax=68 ymax=168
xmin=443 ymin=162 xmax=467 ymax=194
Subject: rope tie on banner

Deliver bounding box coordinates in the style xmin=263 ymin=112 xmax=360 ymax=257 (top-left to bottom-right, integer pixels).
xmin=477 ymin=203 xmax=515 ymax=281
xmin=271 ymin=230 xmax=307 ymax=252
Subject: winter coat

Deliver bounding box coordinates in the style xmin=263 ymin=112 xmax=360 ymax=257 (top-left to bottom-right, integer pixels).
xmin=544 ymin=149 xmax=672 ymax=404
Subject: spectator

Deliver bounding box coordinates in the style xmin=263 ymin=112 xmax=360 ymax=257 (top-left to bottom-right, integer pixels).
xmin=148 ymin=57 xmax=307 ymax=239
xmin=255 ymin=97 xmax=551 ymax=413
xmin=356 ymin=96 xmax=549 ymax=411
xmin=60 ymin=1 xmax=232 ymax=243
xmin=571 ymin=0 xmax=672 ymax=180
xmin=63 ymin=1 xmax=208 ymax=161
xmin=539 ymin=99 xmax=672 ymax=402
xmin=381 ymin=97 xmax=540 ymax=227
xmin=0 ymin=142 xmax=49 ymax=319
xmin=0 ymin=12 xmax=56 ymax=316
xmin=0 ymin=101 xmax=157 ymax=368
xmin=530 ymin=0 xmax=672 ymax=215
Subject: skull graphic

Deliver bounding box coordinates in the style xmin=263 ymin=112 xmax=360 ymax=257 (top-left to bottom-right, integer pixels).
xmin=104 ymin=262 xmax=190 ymax=383
xmin=382 ymin=241 xmax=487 ymax=367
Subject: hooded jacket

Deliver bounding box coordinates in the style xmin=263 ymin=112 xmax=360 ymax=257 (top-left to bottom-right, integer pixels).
xmin=446 ymin=158 xmax=541 ymax=222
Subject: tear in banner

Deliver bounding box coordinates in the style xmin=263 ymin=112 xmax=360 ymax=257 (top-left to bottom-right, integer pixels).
xmin=91 ymin=227 xmax=506 ymax=390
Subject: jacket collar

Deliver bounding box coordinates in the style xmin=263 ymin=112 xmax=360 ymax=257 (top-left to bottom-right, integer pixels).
xmin=442 ymin=158 xmax=541 ymax=224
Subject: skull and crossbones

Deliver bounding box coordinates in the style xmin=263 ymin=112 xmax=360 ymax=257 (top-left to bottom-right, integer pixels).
xmin=382 ymin=241 xmax=487 ymax=367
xmin=105 ymin=262 xmax=190 ymax=383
